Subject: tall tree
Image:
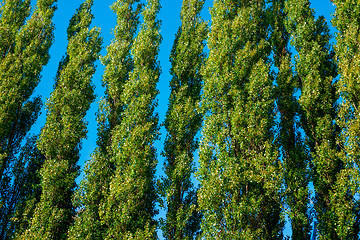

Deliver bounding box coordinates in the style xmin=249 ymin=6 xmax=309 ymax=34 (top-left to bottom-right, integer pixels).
xmin=159 ymin=0 xmax=207 ymax=239
xmin=0 ymin=0 xmax=56 ymax=237
xmin=19 ymin=0 xmax=101 ymax=239
xmin=100 ymin=0 xmax=161 ymax=238
xmin=198 ymin=0 xmax=283 ymax=238
xmin=68 ymin=0 xmax=142 ymax=239
xmin=0 ymin=101 xmax=42 ymax=239
xmin=284 ymin=0 xmax=339 ymax=239
xmin=0 ymin=98 xmax=42 ymax=240
xmin=0 ymin=0 xmax=56 ymax=179
xmin=332 ymin=0 xmax=360 ymax=238
xmin=6 ymin=135 xmax=45 ymax=239
xmin=270 ymin=0 xmax=310 ymax=239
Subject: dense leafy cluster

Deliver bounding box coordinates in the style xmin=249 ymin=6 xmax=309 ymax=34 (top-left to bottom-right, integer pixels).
xmin=0 ymin=0 xmax=359 ymax=239
xmin=0 ymin=0 xmax=57 ymax=238
xmin=198 ymin=0 xmax=283 ymax=239
xmin=159 ymin=0 xmax=207 ymax=239
xmin=270 ymin=1 xmax=310 ymax=239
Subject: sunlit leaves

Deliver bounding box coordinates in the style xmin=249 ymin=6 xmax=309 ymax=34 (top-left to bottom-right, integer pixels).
xmin=285 ymin=0 xmax=343 ymax=239
xmin=270 ymin=0 xmax=310 ymax=238
xmin=100 ymin=0 xmax=161 ymax=238
xmin=21 ymin=1 xmax=101 ymax=239
xmin=70 ymin=0 xmax=161 ymax=239
xmin=159 ymin=0 xmax=207 ymax=239
xmin=198 ymin=1 xmax=283 ymax=239
xmin=333 ymin=0 xmax=360 ymax=238
xmin=0 ymin=0 xmax=56 ymax=238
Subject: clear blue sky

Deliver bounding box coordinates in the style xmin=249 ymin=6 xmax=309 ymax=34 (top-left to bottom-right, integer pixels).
xmin=29 ymin=0 xmax=335 ymax=238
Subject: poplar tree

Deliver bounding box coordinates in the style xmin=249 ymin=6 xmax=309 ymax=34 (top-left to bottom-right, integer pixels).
xmin=0 ymin=99 xmax=42 ymax=239
xmin=285 ymin=0 xmax=339 ymax=239
xmin=198 ymin=0 xmax=283 ymax=238
xmin=9 ymin=135 xmax=45 ymax=238
xmin=270 ymin=0 xmax=310 ymax=238
xmin=100 ymin=0 xmax=161 ymax=238
xmin=0 ymin=0 xmax=56 ymax=237
xmin=332 ymin=0 xmax=360 ymax=237
xmin=68 ymin=0 xmax=142 ymax=239
xmin=159 ymin=0 xmax=207 ymax=239
xmin=0 ymin=111 xmax=43 ymax=239
xmin=0 ymin=0 xmax=30 ymax=59
xmin=20 ymin=0 xmax=101 ymax=238
xmin=0 ymin=0 xmax=56 ymax=179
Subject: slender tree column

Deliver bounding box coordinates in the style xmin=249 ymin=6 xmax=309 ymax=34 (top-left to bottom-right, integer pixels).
xmin=160 ymin=0 xmax=207 ymax=239
xmin=333 ymin=0 xmax=360 ymax=238
xmin=285 ymin=1 xmax=339 ymax=239
xmin=0 ymin=0 xmax=56 ymax=235
xmin=68 ymin=0 xmax=141 ymax=239
xmin=198 ymin=0 xmax=283 ymax=239
xmin=101 ymin=0 xmax=161 ymax=238
xmin=0 ymin=0 xmax=56 ymax=172
xmin=20 ymin=1 xmax=101 ymax=239
xmin=10 ymin=135 xmax=45 ymax=238
xmin=270 ymin=0 xmax=310 ymax=239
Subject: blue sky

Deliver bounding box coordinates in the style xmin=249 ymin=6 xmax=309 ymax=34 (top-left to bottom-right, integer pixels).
xmin=29 ymin=0 xmax=336 ymax=238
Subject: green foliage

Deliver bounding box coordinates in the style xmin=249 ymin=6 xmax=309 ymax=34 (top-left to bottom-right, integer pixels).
xmin=9 ymin=135 xmax=45 ymax=238
xmin=0 ymin=0 xmax=56 ymax=237
xmin=0 ymin=99 xmax=42 ymax=239
xmin=100 ymin=0 xmax=161 ymax=238
xmin=68 ymin=0 xmax=142 ymax=239
xmin=19 ymin=1 xmax=101 ymax=239
xmin=0 ymin=0 xmax=30 ymax=59
xmin=333 ymin=0 xmax=360 ymax=238
xmin=2 ymin=1 xmax=360 ymax=239
xmin=70 ymin=0 xmax=161 ymax=239
xmin=159 ymin=0 xmax=207 ymax=239
xmin=270 ymin=0 xmax=310 ymax=238
xmin=285 ymin=0 xmax=341 ymax=239
xmin=0 ymin=0 xmax=56 ymax=163
xmin=198 ymin=0 xmax=283 ymax=239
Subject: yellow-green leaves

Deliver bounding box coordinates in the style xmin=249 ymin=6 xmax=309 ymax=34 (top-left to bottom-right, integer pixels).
xmin=198 ymin=1 xmax=283 ymax=239
xmin=68 ymin=1 xmax=142 ymax=239
xmin=101 ymin=0 xmax=161 ymax=238
xmin=285 ymin=0 xmax=342 ymax=238
xmin=22 ymin=1 xmax=101 ymax=239
xmin=333 ymin=0 xmax=360 ymax=238
xmin=270 ymin=0 xmax=310 ymax=238
xmin=160 ymin=0 xmax=206 ymax=239
xmin=0 ymin=0 xmax=56 ymax=238
xmin=70 ymin=0 xmax=161 ymax=239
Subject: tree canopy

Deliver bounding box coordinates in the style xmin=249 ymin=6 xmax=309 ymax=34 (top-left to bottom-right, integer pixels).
xmin=0 ymin=0 xmax=358 ymax=239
